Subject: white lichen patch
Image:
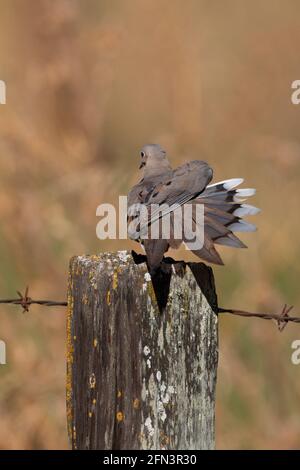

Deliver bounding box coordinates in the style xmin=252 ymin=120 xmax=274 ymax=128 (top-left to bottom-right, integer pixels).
xmin=162 ymin=393 xmax=170 ymax=404
xmin=142 ymin=379 xmax=149 ymax=400
xmin=144 ymin=416 xmax=155 ymax=436
xmin=144 ymin=272 xmax=151 ymax=282
xmin=158 ymin=327 xmax=164 ymax=353
xmin=158 ymin=400 xmax=167 ymax=422
xmin=117 ymin=250 xmax=131 ymax=263
xmin=76 ymin=255 xmax=93 ymax=268
xmin=143 ymin=345 xmax=150 ymax=356
xmin=156 ymin=371 xmax=162 ymax=382
xmin=146 ymin=358 xmax=151 ymax=369
xmin=89 ymin=373 xmax=96 ymax=389
xmin=159 ymin=381 xmax=171 ymax=405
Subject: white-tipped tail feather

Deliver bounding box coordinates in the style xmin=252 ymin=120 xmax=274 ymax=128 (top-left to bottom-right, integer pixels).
xmin=228 ymin=221 xmax=257 ymax=232
xmin=194 ymin=177 xmax=260 ymax=261
xmin=207 ymin=178 xmax=244 ymax=191
xmin=233 ymin=188 xmax=256 ymax=203
xmin=233 ymin=204 xmax=261 ymax=217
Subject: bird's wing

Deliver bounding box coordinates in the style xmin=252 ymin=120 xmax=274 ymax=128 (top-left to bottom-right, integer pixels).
xmin=140 ymin=160 xmax=213 ymax=229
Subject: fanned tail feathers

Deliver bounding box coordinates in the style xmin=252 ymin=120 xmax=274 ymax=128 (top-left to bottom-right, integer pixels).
xmin=190 ymin=178 xmax=260 ymax=264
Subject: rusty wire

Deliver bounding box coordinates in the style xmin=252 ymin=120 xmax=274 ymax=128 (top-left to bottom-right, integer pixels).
xmin=0 ymin=287 xmax=299 ymax=331
xmin=0 ymin=287 xmax=67 ymax=313
xmin=217 ymin=304 xmax=298 ymax=331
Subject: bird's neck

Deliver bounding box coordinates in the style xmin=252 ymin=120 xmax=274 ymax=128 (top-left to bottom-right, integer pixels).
xmin=143 ymin=162 xmax=172 ymax=180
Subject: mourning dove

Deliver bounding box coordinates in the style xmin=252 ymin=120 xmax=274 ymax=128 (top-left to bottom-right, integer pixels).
xmin=127 ymin=144 xmax=260 ymax=275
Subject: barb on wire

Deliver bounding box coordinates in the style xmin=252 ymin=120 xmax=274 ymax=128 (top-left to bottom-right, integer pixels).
xmin=0 ymin=287 xmax=299 ymax=331
xmin=0 ymin=287 xmax=67 ymax=313
xmin=218 ymin=304 xmax=299 ymax=331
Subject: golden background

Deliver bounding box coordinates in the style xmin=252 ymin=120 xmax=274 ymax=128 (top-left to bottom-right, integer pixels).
xmin=0 ymin=0 xmax=299 ymax=449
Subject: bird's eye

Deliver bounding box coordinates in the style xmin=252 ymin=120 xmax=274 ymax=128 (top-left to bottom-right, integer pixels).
xmin=140 ymin=151 xmax=145 ymax=158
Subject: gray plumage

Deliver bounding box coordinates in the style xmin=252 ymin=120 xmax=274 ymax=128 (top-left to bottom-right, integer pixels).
xmin=127 ymin=144 xmax=260 ymax=274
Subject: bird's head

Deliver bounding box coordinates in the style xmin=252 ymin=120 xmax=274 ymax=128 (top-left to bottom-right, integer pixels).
xmin=139 ymin=144 xmax=171 ymax=175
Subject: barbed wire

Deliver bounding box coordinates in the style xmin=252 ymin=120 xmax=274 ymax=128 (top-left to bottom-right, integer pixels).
xmin=0 ymin=287 xmax=298 ymax=331
xmin=218 ymin=304 xmax=298 ymax=331
xmin=0 ymin=287 xmax=67 ymax=312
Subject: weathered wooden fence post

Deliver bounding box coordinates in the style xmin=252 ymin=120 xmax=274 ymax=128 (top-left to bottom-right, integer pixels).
xmin=67 ymin=251 xmax=218 ymax=450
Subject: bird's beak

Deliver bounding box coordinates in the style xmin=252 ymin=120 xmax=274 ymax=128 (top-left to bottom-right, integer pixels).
xmin=139 ymin=158 xmax=146 ymax=169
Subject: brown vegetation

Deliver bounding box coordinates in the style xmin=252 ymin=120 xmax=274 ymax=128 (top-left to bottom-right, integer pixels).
xmin=0 ymin=0 xmax=299 ymax=449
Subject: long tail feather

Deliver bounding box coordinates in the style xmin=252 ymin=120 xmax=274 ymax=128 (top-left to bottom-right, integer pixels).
xmin=192 ymin=178 xmax=259 ymax=262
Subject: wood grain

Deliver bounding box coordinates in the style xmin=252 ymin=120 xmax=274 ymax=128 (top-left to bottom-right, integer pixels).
xmin=67 ymin=251 xmax=218 ymax=450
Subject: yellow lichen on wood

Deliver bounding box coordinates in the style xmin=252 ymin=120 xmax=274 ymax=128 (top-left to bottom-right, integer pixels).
xmin=133 ymin=398 xmax=140 ymax=409
xmin=90 ymin=254 xmax=100 ymax=262
xmin=106 ymin=290 xmax=111 ymax=305
xmin=147 ymin=280 xmax=158 ymax=309
xmin=89 ymin=373 xmax=96 ymax=389
xmin=82 ymin=293 xmax=88 ymax=305
xmin=112 ymin=270 xmax=118 ymax=290
xmin=72 ymin=426 xmax=76 ymax=443
xmin=67 ymin=252 xmax=218 ymax=449
xmin=66 ymin=260 xmax=75 ymax=446
xmin=160 ymin=431 xmax=170 ymax=446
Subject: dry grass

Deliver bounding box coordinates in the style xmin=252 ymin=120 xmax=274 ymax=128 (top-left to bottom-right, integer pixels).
xmin=0 ymin=0 xmax=299 ymax=449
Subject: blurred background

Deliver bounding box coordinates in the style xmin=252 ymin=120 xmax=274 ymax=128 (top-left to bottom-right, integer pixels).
xmin=0 ymin=0 xmax=299 ymax=449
